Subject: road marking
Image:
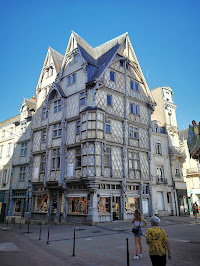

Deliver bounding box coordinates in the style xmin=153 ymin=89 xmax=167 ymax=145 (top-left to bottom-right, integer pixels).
xmin=0 ymin=242 xmax=21 ymax=251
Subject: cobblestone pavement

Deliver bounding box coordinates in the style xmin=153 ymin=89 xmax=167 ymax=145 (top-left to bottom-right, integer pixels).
xmin=0 ymin=216 xmax=200 ymax=266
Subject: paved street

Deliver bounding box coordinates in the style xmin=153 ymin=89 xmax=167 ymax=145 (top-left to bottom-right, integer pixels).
xmin=0 ymin=216 xmax=200 ymax=266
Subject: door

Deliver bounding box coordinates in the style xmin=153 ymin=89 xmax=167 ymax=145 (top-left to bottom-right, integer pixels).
xmin=167 ymin=193 xmax=172 ymax=215
xmin=112 ymin=196 xmax=120 ymax=220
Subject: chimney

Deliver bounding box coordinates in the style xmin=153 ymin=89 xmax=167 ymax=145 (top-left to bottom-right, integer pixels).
xmin=30 ymin=95 xmax=37 ymax=102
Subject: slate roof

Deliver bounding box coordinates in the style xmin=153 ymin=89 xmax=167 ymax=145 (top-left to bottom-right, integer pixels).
xmin=72 ymin=31 xmax=128 ymax=82
xmin=49 ymin=47 xmax=64 ymax=73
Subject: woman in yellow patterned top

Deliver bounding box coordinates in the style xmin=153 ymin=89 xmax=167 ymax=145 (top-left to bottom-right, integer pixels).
xmin=146 ymin=216 xmax=172 ymax=266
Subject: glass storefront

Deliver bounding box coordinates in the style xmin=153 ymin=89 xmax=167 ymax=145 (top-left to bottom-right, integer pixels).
xmin=34 ymin=194 xmax=49 ymax=212
xmin=125 ymin=197 xmax=139 ymax=212
xmin=98 ymin=197 xmax=111 ymax=214
xmin=68 ymin=197 xmax=89 ymax=214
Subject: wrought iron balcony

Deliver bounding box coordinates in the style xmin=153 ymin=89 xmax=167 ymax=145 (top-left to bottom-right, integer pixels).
xmin=156 ymin=176 xmax=168 ymax=184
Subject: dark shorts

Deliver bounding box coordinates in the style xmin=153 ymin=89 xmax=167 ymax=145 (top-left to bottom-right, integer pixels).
xmin=135 ymin=227 xmax=142 ymax=237
xmin=150 ymin=254 xmax=166 ymax=266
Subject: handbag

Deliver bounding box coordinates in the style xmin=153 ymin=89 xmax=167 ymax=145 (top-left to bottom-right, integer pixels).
xmin=132 ymin=227 xmax=139 ymax=234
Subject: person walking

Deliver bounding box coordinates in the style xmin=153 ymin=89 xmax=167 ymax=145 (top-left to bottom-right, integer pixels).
xmin=192 ymin=202 xmax=198 ymax=222
xmin=146 ymin=216 xmax=172 ymax=266
xmin=132 ymin=209 xmax=147 ymax=260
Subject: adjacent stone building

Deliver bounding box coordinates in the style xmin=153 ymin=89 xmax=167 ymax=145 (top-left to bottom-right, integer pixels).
xmin=29 ymin=31 xmax=155 ymax=223
xmin=0 ymin=115 xmax=20 ymax=222
xmin=179 ymin=128 xmax=200 ymax=211
xmin=151 ymin=86 xmax=187 ymax=215
xmin=8 ymin=97 xmax=36 ymax=217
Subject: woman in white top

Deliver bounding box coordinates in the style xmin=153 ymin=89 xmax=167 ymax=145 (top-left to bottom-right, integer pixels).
xmin=132 ymin=209 xmax=147 ymax=260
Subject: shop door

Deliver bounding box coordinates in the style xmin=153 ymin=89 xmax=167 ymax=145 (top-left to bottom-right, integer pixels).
xmin=167 ymin=193 xmax=172 ymax=215
xmin=112 ymin=196 xmax=120 ymax=220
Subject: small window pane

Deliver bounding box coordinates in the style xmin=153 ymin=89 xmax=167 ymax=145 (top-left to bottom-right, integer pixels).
xmin=110 ymin=71 xmax=115 ymax=81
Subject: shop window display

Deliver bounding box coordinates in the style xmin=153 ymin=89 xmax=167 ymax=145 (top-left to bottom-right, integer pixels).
xmin=14 ymin=199 xmax=22 ymax=213
xmin=34 ymin=194 xmax=49 ymax=212
xmin=125 ymin=197 xmax=138 ymax=212
xmin=68 ymin=197 xmax=89 ymax=214
xmin=98 ymin=197 xmax=111 ymax=214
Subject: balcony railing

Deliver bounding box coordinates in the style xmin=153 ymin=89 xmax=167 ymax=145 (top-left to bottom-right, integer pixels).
xmin=156 ymin=176 xmax=168 ymax=184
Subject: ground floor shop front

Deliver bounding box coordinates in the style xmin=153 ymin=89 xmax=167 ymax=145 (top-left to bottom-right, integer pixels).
xmin=30 ymin=184 xmax=151 ymax=223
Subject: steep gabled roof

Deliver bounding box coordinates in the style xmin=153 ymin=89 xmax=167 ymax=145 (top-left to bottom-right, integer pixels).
xmin=66 ymin=31 xmax=128 ymax=82
xmin=36 ymin=47 xmax=64 ymax=91
xmin=20 ymin=98 xmax=37 ymax=113
xmin=49 ymin=47 xmax=64 ymax=73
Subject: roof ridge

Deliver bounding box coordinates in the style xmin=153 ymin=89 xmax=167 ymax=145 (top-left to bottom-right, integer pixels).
xmin=94 ymin=32 xmax=128 ymax=51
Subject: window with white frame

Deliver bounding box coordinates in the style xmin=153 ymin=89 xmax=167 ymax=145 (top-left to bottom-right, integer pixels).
xmin=0 ymin=146 xmax=3 ymax=158
xmin=154 ymin=126 xmax=159 ymax=132
xmin=129 ymin=126 xmax=139 ymax=139
xmin=7 ymin=143 xmax=12 ymax=157
xmin=77 ymin=120 xmax=81 ymax=134
xmin=105 ymin=120 xmax=111 ymax=133
xmin=135 ymin=105 xmax=140 ymax=115
xmin=2 ymin=169 xmax=7 ymax=185
xmin=80 ymin=92 xmax=86 ymax=106
xmin=20 ymin=143 xmax=27 ymax=156
xmin=54 ymin=99 xmax=61 ymax=113
xmin=20 ymin=123 xmax=26 ymax=134
xmin=175 ymin=168 xmax=180 ymax=177
xmin=130 ymin=103 xmax=134 ymax=114
xmin=46 ymin=67 xmax=53 ymax=78
xmin=76 ymin=149 xmax=81 ymax=168
xmin=42 ymin=129 xmax=46 ymax=142
xmin=130 ymin=80 xmax=134 ymax=90
xmin=119 ymin=60 xmax=124 ymax=67
xmin=72 ymin=73 xmax=76 ymax=83
xmin=40 ymin=153 xmax=46 ymax=173
xmin=53 ymin=123 xmax=62 ymax=138
xmin=107 ymin=95 xmax=112 ymax=106
xmin=155 ymin=142 xmax=162 ymax=155
xmin=51 ymin=148 xmax=60 ymax=170
xmin=67 ymin=76 xmax=71 ymax=86
xmin=135 ymin=82 xmax=139 ymax=92
xmin=110 ymin=71 xmax=115 ymax=81
xmin=104 ymin=148 xmax=111 ymax=167
xmin=67 ymin=73 xmax=76 ymax=86
xmin=157 ymin=166 xmax=164 ymax=182
xmin=42 ymin=107 xmax=48 ymax=120
xmin=19 ymin=166 xmax=26 ymax=180
xmin=129 ymin=152 xmax=140 ymax=170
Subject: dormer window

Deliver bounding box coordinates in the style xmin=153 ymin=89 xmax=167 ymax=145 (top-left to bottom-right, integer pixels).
xmin=46 ymin=67 xmax=53 ymax=78
xmin=54 ymin=100 xmax=61 ymax=113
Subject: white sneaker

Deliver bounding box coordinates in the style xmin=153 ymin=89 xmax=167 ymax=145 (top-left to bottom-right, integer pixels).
xmin=134 ymin=255 xmax=140 ymax=260
xmin=138 ymin=254 xmax=142 ymax=258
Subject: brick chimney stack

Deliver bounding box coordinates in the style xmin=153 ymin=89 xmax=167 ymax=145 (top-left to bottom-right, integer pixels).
xmin=30 ymin=95 xmax=37 ymax=102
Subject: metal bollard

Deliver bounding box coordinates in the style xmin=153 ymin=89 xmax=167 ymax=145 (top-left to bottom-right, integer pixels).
xmin=39 ymin=225 xmax=41 ymax=240
xmin=27 ymin=220 xmax=30 ymax=234
xmin=19 ymin=221 xmax=21 ymax=230
xmin=46 ymin=227 xmax=50 ymax=244
xmin=7 ymin=219 xmax=8 ymax=227
xmin=72 ymin=228 xmax=76 ymax=256
xmin=14 ymin=219 xmax=15 ymax=227
xmin=126 ymin=238 xmax=130 ymax=266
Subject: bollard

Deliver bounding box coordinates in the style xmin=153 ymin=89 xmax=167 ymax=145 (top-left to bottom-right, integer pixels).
xmin=126 ymin=238 xmax=129 ymax=266
xmin=14 ymin=219 xmax=15 ymax=227
xmin=72 ymin=228 xmax=76 ymax=256
xmin=19 ymin=221 xmax=21 ymax=230
xmin=7 ymin=219 xmax=8 ymax=227
xmin=46 ymin=227 xmax=50 ymax=244
xmin=27 ymin=220 xmax=30 ymax=234
xmin=39 ymin=225 xmax=41 ymax=240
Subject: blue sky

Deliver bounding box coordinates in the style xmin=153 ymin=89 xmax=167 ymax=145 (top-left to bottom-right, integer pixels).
xmin=1 ymin=0 xmax=199 ymax=130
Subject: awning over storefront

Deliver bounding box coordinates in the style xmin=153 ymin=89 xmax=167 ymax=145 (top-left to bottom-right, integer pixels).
xmin=175 ymin=182 xmax=187 ymax=190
